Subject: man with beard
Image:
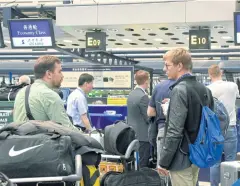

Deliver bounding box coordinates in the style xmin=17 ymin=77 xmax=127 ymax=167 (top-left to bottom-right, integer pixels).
xmin=13 ymin=55 xmax=75 ymax=130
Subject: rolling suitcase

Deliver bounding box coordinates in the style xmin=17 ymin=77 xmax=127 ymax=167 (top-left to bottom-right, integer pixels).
xmin=221 ymin=161 xmax=240 ymax=186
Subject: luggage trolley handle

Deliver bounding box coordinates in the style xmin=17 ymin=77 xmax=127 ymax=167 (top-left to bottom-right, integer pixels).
xmin=9 ymin=155 xmax=82 ymax=183
xmin=102 ymin=139 xmax=140 ymax=159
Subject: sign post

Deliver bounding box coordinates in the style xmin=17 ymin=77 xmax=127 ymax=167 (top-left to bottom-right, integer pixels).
xmin=189 ymin=29 xmax=211 ymax=49
xmin=86 ymin=32 xmax=106 ymax=52
xmin=8 ymin=18 xmax=55 ymax=49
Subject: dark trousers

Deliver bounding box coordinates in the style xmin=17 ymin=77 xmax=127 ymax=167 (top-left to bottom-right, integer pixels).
xmin=139 ymin=141 xmax=151 ymax=168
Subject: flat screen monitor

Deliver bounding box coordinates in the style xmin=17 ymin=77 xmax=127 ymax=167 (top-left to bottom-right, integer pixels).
xmin=234 ymin=12 xmax=240 ymax=45
xmin=0 ymin=22 xmax=5 ymax=48
xmin=8 ymin=18 xmax=55 ymax=49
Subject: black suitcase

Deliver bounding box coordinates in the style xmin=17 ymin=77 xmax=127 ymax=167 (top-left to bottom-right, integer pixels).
xmin=100 ymin=167 xmax=162 ymax=186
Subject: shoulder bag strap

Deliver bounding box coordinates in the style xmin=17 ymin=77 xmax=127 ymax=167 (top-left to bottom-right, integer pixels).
xmin=25 ymin=85 xmax=35 ymax=120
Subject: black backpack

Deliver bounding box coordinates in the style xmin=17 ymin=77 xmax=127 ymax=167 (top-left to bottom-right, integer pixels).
xmin=0 ymin=83 xmax=28 ymax=101
xmin=100 ymin=168 xmax=162 ymax=186
xmin=104 ymin=121 xmax=136 ymax=155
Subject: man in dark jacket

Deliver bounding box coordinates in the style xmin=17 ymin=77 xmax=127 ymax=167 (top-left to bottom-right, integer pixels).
xmin=158 ymin=48 xmax=214 ymax=186
xmin=127 ymin=70 xmax=150 ymax=168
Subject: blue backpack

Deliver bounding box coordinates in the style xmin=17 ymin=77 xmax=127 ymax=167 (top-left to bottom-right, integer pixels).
xmin=213 ymin=97 xmax=229 ymax=137
xmin=185 ymin=91 xmax=224 ymax=168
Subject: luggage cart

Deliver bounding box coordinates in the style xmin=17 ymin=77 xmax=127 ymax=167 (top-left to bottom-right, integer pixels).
xmin=101 ymin=139 xmax=140 ymax=172
xmin=9 ymin=155 xmax=82 ymax=186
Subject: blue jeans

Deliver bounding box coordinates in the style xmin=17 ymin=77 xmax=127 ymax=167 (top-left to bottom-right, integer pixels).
xmin=210 ymin=126 xmax=238 ymax=186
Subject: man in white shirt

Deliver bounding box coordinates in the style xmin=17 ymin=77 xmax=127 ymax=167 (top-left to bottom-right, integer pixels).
xmin=208 ymin=64 xmax=239 ymax=186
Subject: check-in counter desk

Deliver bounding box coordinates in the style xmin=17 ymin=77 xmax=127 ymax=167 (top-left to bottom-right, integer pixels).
xmin=88 ymin=105 xmax=127 ymax=129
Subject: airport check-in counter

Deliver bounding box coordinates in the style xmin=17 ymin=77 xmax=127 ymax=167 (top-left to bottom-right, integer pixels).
xmin=0 ymin=101 xmax=127 ymax=130
xmin=88 ymin=105 xmax=127 ymax=129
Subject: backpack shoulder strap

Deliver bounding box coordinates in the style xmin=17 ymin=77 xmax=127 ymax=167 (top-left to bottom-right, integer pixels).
xmin=25 ymin=85 xmax=35 ymax=120
xmin=185 ymin=83 xmax=205 ymax=106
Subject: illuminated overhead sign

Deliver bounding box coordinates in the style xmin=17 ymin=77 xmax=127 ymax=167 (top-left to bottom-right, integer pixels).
xmin=234 ymin=12 xmax=240 ymax=45
xmin=8 ymin=18 xmax=55 ymax=49
xmin=189 ymin=29 xmax=211 ymax=49
xmin=86 ymin=32 xmax=106 ymax=51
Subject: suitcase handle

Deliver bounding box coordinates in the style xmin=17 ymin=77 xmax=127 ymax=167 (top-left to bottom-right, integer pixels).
xmin=9 ymin=155 xmax=82 ymax=183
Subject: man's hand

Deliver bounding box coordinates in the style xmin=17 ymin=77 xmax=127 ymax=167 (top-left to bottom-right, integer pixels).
xmin=157 ymin=166 xmax=169 ymax=176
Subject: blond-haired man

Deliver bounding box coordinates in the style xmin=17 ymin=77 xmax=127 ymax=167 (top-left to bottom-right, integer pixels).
xmin=158 ymin=48 xmax=214 ymax=186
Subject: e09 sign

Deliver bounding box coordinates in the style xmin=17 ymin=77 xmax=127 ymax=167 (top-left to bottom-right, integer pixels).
xmin=86 ymin=32 xmax=106 ymax=52
xmin=189 ymin=29 xmax=211 ymax=50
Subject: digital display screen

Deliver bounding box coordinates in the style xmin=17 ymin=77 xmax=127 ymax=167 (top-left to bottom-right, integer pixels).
xmin=234 ymin=12 xmax=240 ymax=45
xmin=8 ymin=18 xmax=55 ymax=49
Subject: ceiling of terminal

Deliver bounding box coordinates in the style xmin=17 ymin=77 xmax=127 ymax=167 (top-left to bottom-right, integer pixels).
xmin=0 ymin=0 xmax=240 ymax=53
xmin=2 ymin=21 xmax=239 ymax=51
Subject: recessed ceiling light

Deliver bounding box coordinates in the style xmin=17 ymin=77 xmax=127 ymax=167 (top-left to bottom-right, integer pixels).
xmin=213 ymin=25 xmax=224 ymax=29
xmin=160 ymin=42 xmax=169 ymax=45
xmin=108 ymin=39 xmax=116 ymax=41
xmin=125 ymin=28 xmax=134 ymax=31
xmin=75 ymin=29 xmax=85 ymax=33
xmin=63 ymin=40 xmax=72 ymax=43
xmin=132 ymin=33 xmax=141 ymax=36
xmin=171 ymin=38 xmax=179 ymax=40
xmin=139 ymin=38 xmax=147 ymax=41
xmin=165 ymin=33 xmax=174 ymax=36
xmin=176 ymin=42 xmax=185 ymax=44
xmin=154 ymin=38 xmax=163 ymax=41
xmin=116 ymin=34 xmax=125 ymax=37
xmin=58 ymin=44 xmax=66 ymax=47
xmin=191 ymin=26 xmax=199 ymax=30
xmin=107 ymin=28 xmax=118 ymax=32
xmin=145 ymin=43 xmax=153 ymax=45
xmin=148 ymin=33 xmax=157 ymax=36
xmin=141 ymin=28 xmax=152 ymax=31
xmin=122 ymin=38 xmax=132 ymax=42
xmin=4 ymin=40 xmax=11 ymax=43
xmin=175 ymin=26 xmax=188 ymax=30
xmin=221 ymin=36 xmax=232 ymax=40
xmin=218 ymin=31 xmax=228 ymax=34
xmin=159 ymin=27 xmax=168 ymax=31
xmin=72 ymin=43 xmax=80 ymax=46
